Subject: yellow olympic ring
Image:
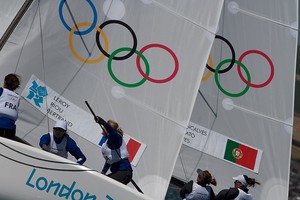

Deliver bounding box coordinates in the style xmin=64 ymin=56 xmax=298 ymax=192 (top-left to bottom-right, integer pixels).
xmin=201 ymin=55 xmax=213 ymax=82
xmin=69 ymin=22 xmax=109 ymax=64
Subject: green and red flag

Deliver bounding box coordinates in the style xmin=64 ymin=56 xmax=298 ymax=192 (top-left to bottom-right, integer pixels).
xmin=224 ymin=139 xmax=259 ymax=171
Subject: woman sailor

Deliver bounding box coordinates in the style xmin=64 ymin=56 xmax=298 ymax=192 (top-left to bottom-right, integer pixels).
xmin=215 ymin=174 xmax=260 ymax=200
xmin=0 ymin=74 xmax=21 ymax=140
xmin=39 ymin=120 xmax=86 ymax=165
xmin=180 ymin=169 xmax=217 ymax=200
xmin=94 ymin=116 xmax=133 ymax=185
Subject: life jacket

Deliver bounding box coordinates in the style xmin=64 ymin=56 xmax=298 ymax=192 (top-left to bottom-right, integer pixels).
xmin=184 ymin=182 xmax=212 ymax=200
xmin=0 ymin=88 xmax=20 ymax=121
xmin=234 ymin=188 xmax=252 ymax=200
xmin=48 ymin=132 xmax=68 ymax=158
xmin=101 ymin=137 xmax=129 ymax=164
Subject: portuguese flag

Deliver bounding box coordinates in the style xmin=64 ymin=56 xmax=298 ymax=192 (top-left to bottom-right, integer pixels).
xmin=224 ymin=139 xmax=258 ymax=170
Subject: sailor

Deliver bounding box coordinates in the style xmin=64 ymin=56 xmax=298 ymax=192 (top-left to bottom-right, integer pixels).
xmin=94 ymin=116 xmax=133 ymax=185
xmin=0 ymin=74 xmax=21 ymax=140
xmin=215 ymin=174 xmax=260 ymax=200
xmin=180 ymin=169 xmax=217 ymax=200
xmin=39 ymin=120 xmax=86 ymax=165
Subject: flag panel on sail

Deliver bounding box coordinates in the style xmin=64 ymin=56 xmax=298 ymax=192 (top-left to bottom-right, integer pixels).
xmin=0 ymin=0 xmax=224 ymax=199
xmin=173 ymin=0 xmax=298 ymax=199
xmin=183 ymin=121 xmax=263 ymax=172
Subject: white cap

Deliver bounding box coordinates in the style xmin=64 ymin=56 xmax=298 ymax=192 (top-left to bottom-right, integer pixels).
xmin=233 ymin=175 xmax=248 ymax=187
xmin=54 ymin=120 xmax=67 ymax=131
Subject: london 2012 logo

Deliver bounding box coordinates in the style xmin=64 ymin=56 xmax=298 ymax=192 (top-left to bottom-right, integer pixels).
xmin=26 ymin=80 xmax=48 ymax=108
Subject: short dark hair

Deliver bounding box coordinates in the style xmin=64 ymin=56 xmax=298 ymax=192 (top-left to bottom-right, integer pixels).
xmin=4 ymin=74 xmax=20 ymax=91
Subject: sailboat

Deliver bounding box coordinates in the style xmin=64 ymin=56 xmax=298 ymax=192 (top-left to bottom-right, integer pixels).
xmin=172 ymin=0 xmax=298 ymax=200
xmin=0 ymin=0 xmax=225 ymax=199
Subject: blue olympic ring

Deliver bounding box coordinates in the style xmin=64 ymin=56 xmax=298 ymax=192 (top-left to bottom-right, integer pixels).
xmin=59 ymin=0 xmax=98 ymax=35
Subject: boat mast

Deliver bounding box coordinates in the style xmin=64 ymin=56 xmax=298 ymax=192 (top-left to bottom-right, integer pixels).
xmin=0 ymin=0 xmax=34 ymax=51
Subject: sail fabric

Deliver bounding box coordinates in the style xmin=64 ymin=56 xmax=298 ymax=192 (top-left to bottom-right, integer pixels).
xmin=173 ymin=0 xmax=298 ymax=200
xmin=0 ymin=0 xmax=26 ymax=39
xmin=0 ymin=0 xmax=224 ymax=199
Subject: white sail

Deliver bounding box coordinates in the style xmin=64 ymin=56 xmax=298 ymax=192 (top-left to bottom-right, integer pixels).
xmin=0 ymin=0 xmax=224 ymax=199
xmin=0 ymin=0 xmax=26 ymax=39
xmin=174 ymin=0 xmax=298 ymax=200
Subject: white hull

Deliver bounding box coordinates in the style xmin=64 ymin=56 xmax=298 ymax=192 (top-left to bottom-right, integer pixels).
xmin=0 ymin=137 xmax=150 ymax=200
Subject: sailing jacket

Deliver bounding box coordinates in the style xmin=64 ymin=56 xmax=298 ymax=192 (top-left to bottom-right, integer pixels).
xmin=39 ymin=132 xmax=86 ymax=165
xmin=0 ymin=87 xmax=20 ymax=130
xmin=98 ymin=119 xmax=132 ymax=174
xmin=215 ymin=186 xmax=252 ymax=200
xmin=180 ymin=180 xmax=215 ymax=200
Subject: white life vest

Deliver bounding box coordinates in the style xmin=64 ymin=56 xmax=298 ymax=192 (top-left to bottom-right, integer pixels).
xmin=101 ymin=137 xmax=129 ymax=164
xmin=0 ymin=88 xmax=20 ymax=120
xmin=234 ymin=188 xmax=253 ymax=200
xmin=184 ymin=182 xmax=212 ymax=200
xmin=48 ymin=132 xmax=68 ymax=158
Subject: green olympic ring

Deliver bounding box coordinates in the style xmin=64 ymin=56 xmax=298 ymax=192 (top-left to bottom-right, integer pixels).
xmin=108 ymin=47 xmax=150 ymax=88
xmin=215 ymin=59 xmax=251 ymax=97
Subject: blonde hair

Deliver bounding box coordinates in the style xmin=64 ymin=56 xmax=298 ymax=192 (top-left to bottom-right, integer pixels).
xmin=108 ymin=120 xmax=124 ymax=136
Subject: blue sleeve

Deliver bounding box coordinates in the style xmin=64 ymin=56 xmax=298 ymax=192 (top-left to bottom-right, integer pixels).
xmin=102 ymin=162 xmax=110 ymax=174
xmin=104 ymin=123 xmax=122 ymax=148
xmin=0 ymin=88 xmax=3 ymax=96
xmin=39 ymin=133 xmax=50 ymax=147
xmin=66 ymin=137 xmax=87 ymax=165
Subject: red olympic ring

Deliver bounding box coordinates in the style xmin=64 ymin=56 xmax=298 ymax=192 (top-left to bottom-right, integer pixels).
xmin=237 ymin=50 xmax=274 ymax=88
xmin=136 ymin=44 xmax=179 ymax=83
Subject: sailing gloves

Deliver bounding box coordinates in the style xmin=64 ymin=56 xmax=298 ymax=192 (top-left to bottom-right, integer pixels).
xmin=94 ymin=116 xmax=106 ymax=126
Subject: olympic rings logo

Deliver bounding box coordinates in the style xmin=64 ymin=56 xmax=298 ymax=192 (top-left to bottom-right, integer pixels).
xmin=58 ymin=0 xmax=179 ymax=88
xmin=202 ymin=35 xmax=274 ymax=97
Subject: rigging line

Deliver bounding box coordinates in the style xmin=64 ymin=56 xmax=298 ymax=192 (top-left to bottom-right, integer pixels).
xmin=0 ymin=141 xmax=78 ymax=165
xmin=228 ymin=102 xmax=293 ymax=126
xmin=38 ymin=1 xmax=51 ymax=133
xmin=198 ymin=90 xmax=217 ymax=117
xmin=22 ymin=108 xmax=48 ymax=139
xmin=0 ymin=153 xmax=96 ymax=172
xmin=14 ymin=0 xmax=40 ymax=73
xmin=178 ymin=152 xmax=189 ymax=181
xmin=151 ymin=1 xmax=216 ymax=35
xmin=64 ymin=0 xmax=91 ymax=56
xmin=186 ymin=116 xmax=218 ymax=181
xmin=235 ymin=7 xmax=298 ymax=31
xmin=0 ymin=0 xmax=34 ymax=51
xmin=16 ymin=1 xmax=47 ymax=141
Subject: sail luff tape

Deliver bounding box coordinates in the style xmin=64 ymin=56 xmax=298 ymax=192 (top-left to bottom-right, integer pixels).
xmin=229 ymin=102 xmax=293 ymax=126
xmin=229 ymin=1 xmax=297 ymax=31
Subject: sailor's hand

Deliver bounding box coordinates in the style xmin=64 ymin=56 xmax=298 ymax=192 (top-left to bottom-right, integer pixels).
xmin=77 ymin=158 xmax=84 ymax=165
xmin=41 ymin=144 xmax=49 ymax=151
xmin=94 ymin=116 xmax=106 ymax=125
xmin=94 ymin=116 xmax=101 ymax=123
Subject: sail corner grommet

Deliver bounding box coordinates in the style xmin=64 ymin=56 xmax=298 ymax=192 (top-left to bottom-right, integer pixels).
xmin=228 ymin=1 xmax=239 ymax=14
xmin=222 ymin=98 xmax=234 ymax=111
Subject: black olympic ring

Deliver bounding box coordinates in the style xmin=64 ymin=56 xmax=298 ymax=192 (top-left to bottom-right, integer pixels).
xmin=96 ymin=20 xmax=138 ymax=60
xmin=206 ymin=35 xmax=236 ymax=73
